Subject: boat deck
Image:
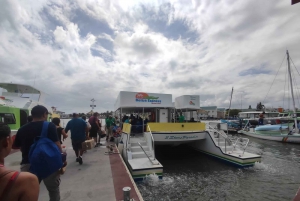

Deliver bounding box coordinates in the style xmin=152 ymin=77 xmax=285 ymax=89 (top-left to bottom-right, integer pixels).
xmin=5 ymin=137 xmax=144 ymax=201
xmin=223 ymin=151 xmax=260 ymax=159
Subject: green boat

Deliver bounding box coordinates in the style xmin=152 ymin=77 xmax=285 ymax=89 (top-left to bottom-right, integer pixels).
xmin=0 ymin=83 xmax=52 ymax=135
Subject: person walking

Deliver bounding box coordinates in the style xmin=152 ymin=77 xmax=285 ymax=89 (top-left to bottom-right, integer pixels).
xmin=96 ymin=118 xmax=103 ymax=146
xmin=88 ymin=113 xmax=101 ymax=147
xmin=12 ymin=105 xmax=62 ymax=201
xmin=65 ymin=113 xmax=88 ymax=165
xmin=52 ymin=117 xmax=68 ymax=144
xmin=0 ymin=122 xmax=39 ymax=201
xmin=105 ymin=115 xmax=115 ymax=142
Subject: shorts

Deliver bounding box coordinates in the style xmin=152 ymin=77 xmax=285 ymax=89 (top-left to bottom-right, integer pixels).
xmin=72 ymin=139 xmax=85 ymax=151
xmin=89 ymin=130 xmax=97 ymax=138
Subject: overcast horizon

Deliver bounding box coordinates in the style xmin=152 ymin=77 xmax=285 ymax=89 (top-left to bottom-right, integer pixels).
xmin=1 ymin=0 xmax=300 ymax=113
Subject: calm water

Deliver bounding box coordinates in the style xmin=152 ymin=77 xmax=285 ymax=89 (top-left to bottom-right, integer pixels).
xmin=137 ymin=134 xmax=300 ymax=201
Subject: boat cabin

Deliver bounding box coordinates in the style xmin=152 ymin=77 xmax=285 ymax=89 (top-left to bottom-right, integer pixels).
xmin=238 ymin=111 xmax=279 ymax=119
xmin=174 ymin=95 xmax=200 ymax=122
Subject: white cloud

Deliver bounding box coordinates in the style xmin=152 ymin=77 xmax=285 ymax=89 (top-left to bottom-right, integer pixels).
xmin=1 ymin=0 xmax=300 ymax=113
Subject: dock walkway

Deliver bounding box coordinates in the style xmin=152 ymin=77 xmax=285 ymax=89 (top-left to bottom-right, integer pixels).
xmin=5 ymin=138 xmax=143 ymax=201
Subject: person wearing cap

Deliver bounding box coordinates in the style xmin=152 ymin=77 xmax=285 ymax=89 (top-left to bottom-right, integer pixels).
xmin=0 ymin=122 xmax=40 ymax=201
xmin=12 ymin=105 xmax=63 ymax=201
xmin=65 ymin=113 xmax=88 ymax=165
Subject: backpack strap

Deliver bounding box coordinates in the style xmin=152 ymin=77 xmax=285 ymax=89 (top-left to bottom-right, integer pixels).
xmin=41 ymin=121 xmax=50 ymax=138
xmin=0 ymin=171 xmax=20 ymax=201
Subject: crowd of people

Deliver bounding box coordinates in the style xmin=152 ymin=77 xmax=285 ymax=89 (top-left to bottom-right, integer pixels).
xmin=0 ymin=105 xmax=120 ymax=201
xmin=122 ymin=114 xmax=149 ymax=133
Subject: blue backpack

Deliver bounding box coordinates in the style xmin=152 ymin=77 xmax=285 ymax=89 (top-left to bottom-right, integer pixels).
xmin=29 ymin=121 xmax=63 ymax=180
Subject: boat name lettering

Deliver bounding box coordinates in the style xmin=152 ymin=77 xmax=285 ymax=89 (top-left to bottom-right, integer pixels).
xmin=164 ymin=135 xmax=198 ymax=140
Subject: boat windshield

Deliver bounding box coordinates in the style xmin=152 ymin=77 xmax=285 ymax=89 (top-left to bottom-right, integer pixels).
xmin=0 ymin=113 xmax=16 ymax=124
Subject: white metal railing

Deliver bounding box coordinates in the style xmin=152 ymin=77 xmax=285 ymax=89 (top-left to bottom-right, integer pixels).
xmin=208 ymin=124 xmax=231 ymax=152
xmin=146 ymin=125 xmax=156 ymax=161
xmin=208 ymin=123 xmax=249 ymax=156
xmin=232 ymin=137 xmax=249 ymax=155
xmin=242 ymin=120 xmax=250 ymax=131
xmin=137 ymin=142 xmax=158 ymax=165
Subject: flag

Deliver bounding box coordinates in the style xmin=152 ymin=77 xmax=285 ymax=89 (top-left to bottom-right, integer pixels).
xmin=292 ymin=0 xmax=300 ymax=5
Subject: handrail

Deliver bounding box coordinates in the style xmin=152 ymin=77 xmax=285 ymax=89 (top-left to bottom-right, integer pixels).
xmin=137 ymin=142 xmax=157 ymax=165
xmin=242 ymin=120 xmax=249 ymax=131
xmin=208 ymin=125 xmax=230 ymax=142
xmin=232 ymin=137 xmax=249 ymax=156
xmin=207 ymin=124 xmax=249 ymax=156
xmin=208 ymin=124 xmax=231 ymax=153
xmin=147 ymin=124 xmax=156 ymax=161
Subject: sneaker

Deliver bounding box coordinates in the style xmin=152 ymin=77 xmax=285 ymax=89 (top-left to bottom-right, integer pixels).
xmin=76 ymin=158 xmax=79 ymax=162
xmin=78 ymin=156 xmax=83 ymax=165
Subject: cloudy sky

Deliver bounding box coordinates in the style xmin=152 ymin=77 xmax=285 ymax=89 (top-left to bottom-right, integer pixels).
xmin=1 ymin=0 xmax=300 ymax=113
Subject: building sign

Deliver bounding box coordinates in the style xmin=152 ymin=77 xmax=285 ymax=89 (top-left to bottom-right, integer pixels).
xmin=135 ymin=92 xmax=161 ymax=104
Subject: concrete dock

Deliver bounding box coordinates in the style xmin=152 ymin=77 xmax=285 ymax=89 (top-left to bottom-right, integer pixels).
xmin=5 ymin=138 xmax=143 ymax=201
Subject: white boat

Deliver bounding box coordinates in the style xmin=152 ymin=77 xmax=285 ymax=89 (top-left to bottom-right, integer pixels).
xmin=238 ymin=50 xmax=300 ymax=143
xmin=238 ymin=111 xmax=279 ymax=120
xmin=114 ymin=91 xmax=261 ymax=181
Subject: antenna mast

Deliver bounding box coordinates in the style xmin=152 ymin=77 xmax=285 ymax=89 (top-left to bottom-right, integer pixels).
xmin=90 ymin=98 xmax=96 ymax=114
xmin=227 ymin=87 xmax=234 ymax=119
xmin=287 ymin=50 xmax=298 ymax=132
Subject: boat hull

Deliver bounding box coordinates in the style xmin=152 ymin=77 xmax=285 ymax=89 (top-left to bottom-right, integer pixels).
xmin=128 ymin=165 xmax=163 ymax=182
xmin=238 ymin=130 xmax=300 ymax=143
xmin=152 ymin=131 xmax=206 ymax=145
xmin=190 ymin=132 xmax=261 ymax=167
xmin=147 ymin=122 xmax=207 ymax=145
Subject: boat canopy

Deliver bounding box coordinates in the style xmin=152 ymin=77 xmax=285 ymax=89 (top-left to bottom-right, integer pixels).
xmin=0 ymin=83 xmax=42 ymax=94
xmin=175 ymin=95 xmax=200 ymax=111
xmin=114 ymin=91 xmax=173 ymax=112
xmin=0 ymin=83 xmax=49 ymax=112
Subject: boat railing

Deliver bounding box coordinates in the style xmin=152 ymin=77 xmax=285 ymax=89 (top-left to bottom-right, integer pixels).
xmin=146 ymin=125 xmax=156 ymax=161
xmin=137 ymin=142 xmax=158 ymax=165
xmin=232 ymin=137 xmax=249 ymax=156
xmin=208 ymin=123 xmax=250 ymax=156
xmin=242 ymin=120 xmax=249 ymax=130
xmin=207 ymin=124 xmax=232 ymax=153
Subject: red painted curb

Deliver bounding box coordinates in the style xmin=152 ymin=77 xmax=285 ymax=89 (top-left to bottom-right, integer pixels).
xmin=109 ymin=146 xmax=141 ymax=201
xmin=294 ymin=186 xmax=300 ymax=201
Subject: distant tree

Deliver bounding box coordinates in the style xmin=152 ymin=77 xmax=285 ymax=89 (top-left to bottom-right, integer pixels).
xmin=248 ymin=105 xmax=252 ymax=109
xmin=225 ymin=109 xmax=241 ymax=117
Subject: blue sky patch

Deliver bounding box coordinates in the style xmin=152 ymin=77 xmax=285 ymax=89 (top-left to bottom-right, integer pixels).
xmin=239 ymin=64 xmax=271 ymax=76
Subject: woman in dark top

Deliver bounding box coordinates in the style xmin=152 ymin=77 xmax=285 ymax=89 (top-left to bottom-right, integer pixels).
xmin=52 ymin=118 xmax=68 ymax=144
